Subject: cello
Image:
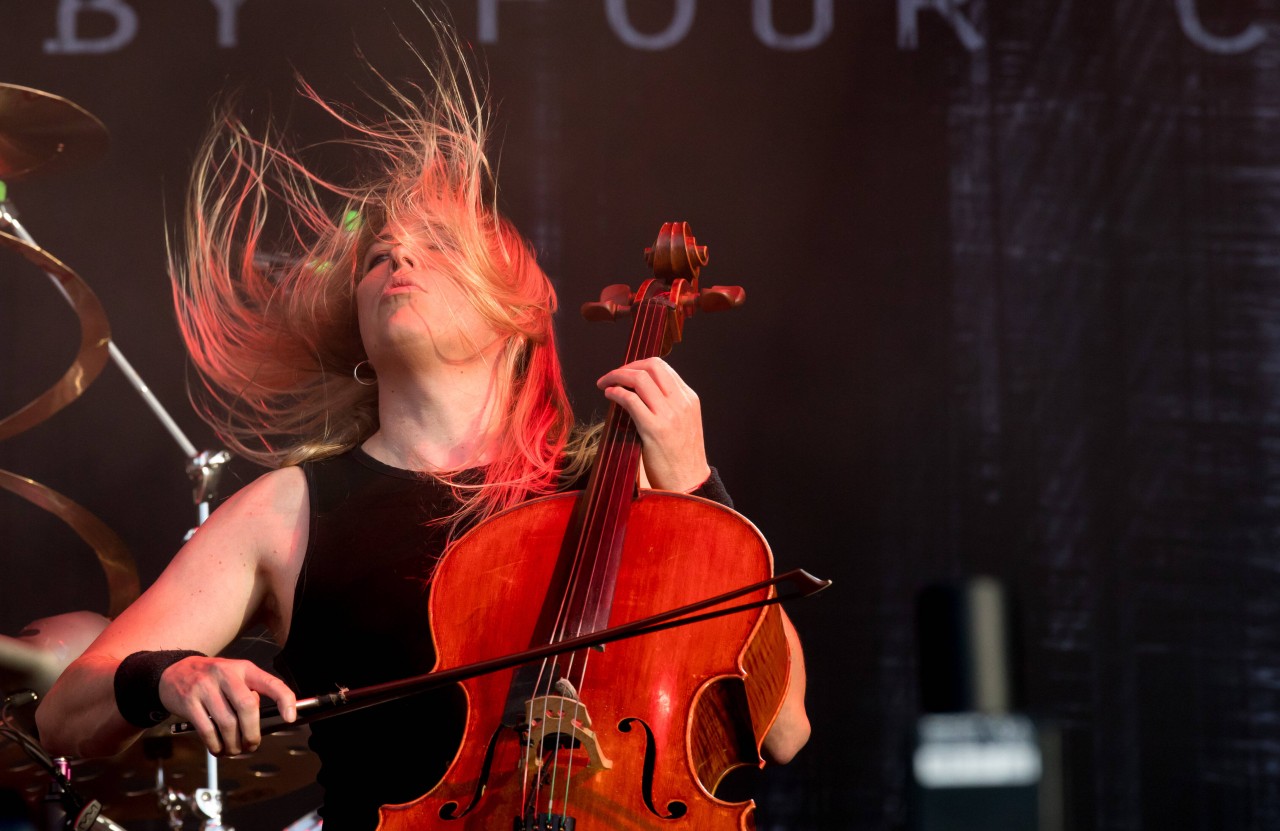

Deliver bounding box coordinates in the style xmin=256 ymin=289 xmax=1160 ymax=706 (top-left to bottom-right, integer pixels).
xmin=378 ymin=222 xmax=792 ymax=831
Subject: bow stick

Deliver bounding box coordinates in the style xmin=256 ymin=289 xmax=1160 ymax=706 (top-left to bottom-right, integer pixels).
xmin=171 ymin=568 xmax=830 ymax=737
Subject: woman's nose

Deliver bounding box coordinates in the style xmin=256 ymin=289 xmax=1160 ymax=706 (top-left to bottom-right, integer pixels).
xmin=391 ymin=246 xmax=416 ymax=271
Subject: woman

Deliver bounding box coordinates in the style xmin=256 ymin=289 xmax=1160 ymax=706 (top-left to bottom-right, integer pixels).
xmin=36 ymin=31 xmax=809 ymax=830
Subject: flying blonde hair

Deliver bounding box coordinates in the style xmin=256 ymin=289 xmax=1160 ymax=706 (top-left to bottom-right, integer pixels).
xmin=171 ymin=26 xmax=589 ymax=525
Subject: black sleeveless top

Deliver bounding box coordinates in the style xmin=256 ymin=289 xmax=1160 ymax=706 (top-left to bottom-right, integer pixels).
xmin=275 ymin=448 xmax=473 ymax=831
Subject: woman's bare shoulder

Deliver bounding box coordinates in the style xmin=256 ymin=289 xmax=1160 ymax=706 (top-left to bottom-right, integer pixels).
xmin=222 ymin=464 xmax=307 ymax=512
xmin=80 ymin=465 xmax=311 ymax=660
xmin=209 ymin=464 xmax=310 ymax=573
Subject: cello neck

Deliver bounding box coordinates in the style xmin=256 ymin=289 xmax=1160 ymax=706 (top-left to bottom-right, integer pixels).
xmin=565 ymin=288 xmax=679 ymax=636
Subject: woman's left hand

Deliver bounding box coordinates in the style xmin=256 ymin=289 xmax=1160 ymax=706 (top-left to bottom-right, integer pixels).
xmin=597 ymin=357 xmax=711 ymax=492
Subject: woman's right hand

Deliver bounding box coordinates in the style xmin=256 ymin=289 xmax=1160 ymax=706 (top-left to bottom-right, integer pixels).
xmin=159 ymin=656 xmax=298 ymax=756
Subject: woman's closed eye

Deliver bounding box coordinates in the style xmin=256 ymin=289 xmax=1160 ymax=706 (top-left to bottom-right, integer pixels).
xmin=364 ymin=249 xmax=392 ymax=273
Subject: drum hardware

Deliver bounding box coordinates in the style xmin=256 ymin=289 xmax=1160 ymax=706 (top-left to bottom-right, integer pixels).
xmin=5 ymin=720 xmax=318 ymax=823
xmin=41 ymin=756 xmax=129 ymax=831
xmin=0 ymin=86 xmax=316 ymax=831
xmin=186 ymin=450 xmax=232 ymax=536
xmin=1 ymin=694 xmax=126 ymax=831
xmin=1 ymin=672 xmax=320 ymax=828
xmin=280 ymin=809 xmax=322 ymax=831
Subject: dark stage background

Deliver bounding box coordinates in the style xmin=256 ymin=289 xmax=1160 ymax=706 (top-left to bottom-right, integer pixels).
xmin=3 ymin=1 xmax=1279 ymax=829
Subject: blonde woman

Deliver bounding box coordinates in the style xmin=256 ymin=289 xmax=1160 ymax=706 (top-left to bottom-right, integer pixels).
xmin=37 ymin=33 xmax=809 ymax=831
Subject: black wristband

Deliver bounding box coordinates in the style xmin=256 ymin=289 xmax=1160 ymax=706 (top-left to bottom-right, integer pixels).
xmin=113 ymin=650 xmax=206 ymax=728
xmin=689 ymin=466 xmax=733 ymax=510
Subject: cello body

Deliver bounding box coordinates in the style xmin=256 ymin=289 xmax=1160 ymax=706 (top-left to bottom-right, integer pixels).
xmin=377 ymin=491 xmax=787 ymax=831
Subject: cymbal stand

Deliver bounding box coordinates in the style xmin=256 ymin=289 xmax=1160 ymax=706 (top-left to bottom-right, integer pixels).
xmin=0 ymin=185 xmax=233 ymax=831
xmin=157 ymin=774 xmax=187 ymax=831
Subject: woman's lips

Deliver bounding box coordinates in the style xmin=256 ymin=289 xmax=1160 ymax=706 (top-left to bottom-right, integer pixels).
xmin=383 ymin=281 xmax=421 ymax=297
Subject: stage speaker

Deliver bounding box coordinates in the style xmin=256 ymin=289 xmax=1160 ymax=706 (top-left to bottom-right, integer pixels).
xmin=910 ymin=578 xmax=1066 ymax=831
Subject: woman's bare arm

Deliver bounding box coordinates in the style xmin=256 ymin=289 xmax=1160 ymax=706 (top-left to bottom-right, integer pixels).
xmin=36 ymin=466 xmax=308 ymax=758
xmin=762 ymin=609 xmax=811 ymax=764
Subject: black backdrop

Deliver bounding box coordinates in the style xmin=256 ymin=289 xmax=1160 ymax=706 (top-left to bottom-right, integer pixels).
xmin=3 ymin=1 xmax=1279 ymax=829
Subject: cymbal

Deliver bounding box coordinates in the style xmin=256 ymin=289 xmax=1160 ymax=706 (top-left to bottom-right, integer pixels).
xmin=0 ymin=612 xmax=110 ymax=696
xmin=0 ymin=218 xmax=135 ymax=619
xmin=0 ymin=475 xmax=139 ymax=618
xmin=0 ymin=230 xmax=111 ymax=441
xmin=0 ymin=636 xmax=59 ymax=696
xmin=0 ymin=725 xmax=320 ymax=821
xmin=0 ymin=84 xmax=108 ymax=181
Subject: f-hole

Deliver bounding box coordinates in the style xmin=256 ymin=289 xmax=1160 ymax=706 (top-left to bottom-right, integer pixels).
xmin=439 ymin=724 xmax=506 ymax=820
xmin=618 ymin=718 xmax=688 ymax=819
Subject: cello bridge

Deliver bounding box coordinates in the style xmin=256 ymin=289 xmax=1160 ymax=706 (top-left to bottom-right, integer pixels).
xmin=521 ymin=695 xmax=613 ymax=774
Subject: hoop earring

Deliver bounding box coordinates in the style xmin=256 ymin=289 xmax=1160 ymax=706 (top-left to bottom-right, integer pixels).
xmin=353 ymin=360 xmax=377 ymax=386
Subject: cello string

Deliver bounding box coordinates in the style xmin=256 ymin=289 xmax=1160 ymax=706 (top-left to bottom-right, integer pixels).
xmin=569 ymin=293 xmax=658 ymax=647
xmin=545 ymin=295 xmax=654 ymax=813
xmin=532 ymin=289 xmax=660 ymax=818
xmin=543 ymin=290 xmax=666 ymax=818
xmin=557 ymin=290 xmax=657 ymax=656
xmin=570 ymin=292 xmax=662 ymax=661
xmin=522 ymin=696 xmax=535 ymax=814
xmin=553 ymin=294 xmax=669 ymax=817
xmin=573 ymin=294 xmax=664 ymax=663
xmin=574 ymin=292 xmax=666 ymax=665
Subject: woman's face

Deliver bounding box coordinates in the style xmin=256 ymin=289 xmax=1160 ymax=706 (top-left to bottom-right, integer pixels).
xmin=355 ymin=228 xmax=504 ymax=372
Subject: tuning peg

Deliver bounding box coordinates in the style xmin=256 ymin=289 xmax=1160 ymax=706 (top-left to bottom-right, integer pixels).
xmin=697 ymin=285 xmax=745 ymax=313
xmin=581 ymin=284 xmax=634 ymax=322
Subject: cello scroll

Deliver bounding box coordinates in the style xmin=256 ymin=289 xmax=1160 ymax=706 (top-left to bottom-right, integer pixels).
xmin=581 ymin=222 xmax=745 ymax=326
